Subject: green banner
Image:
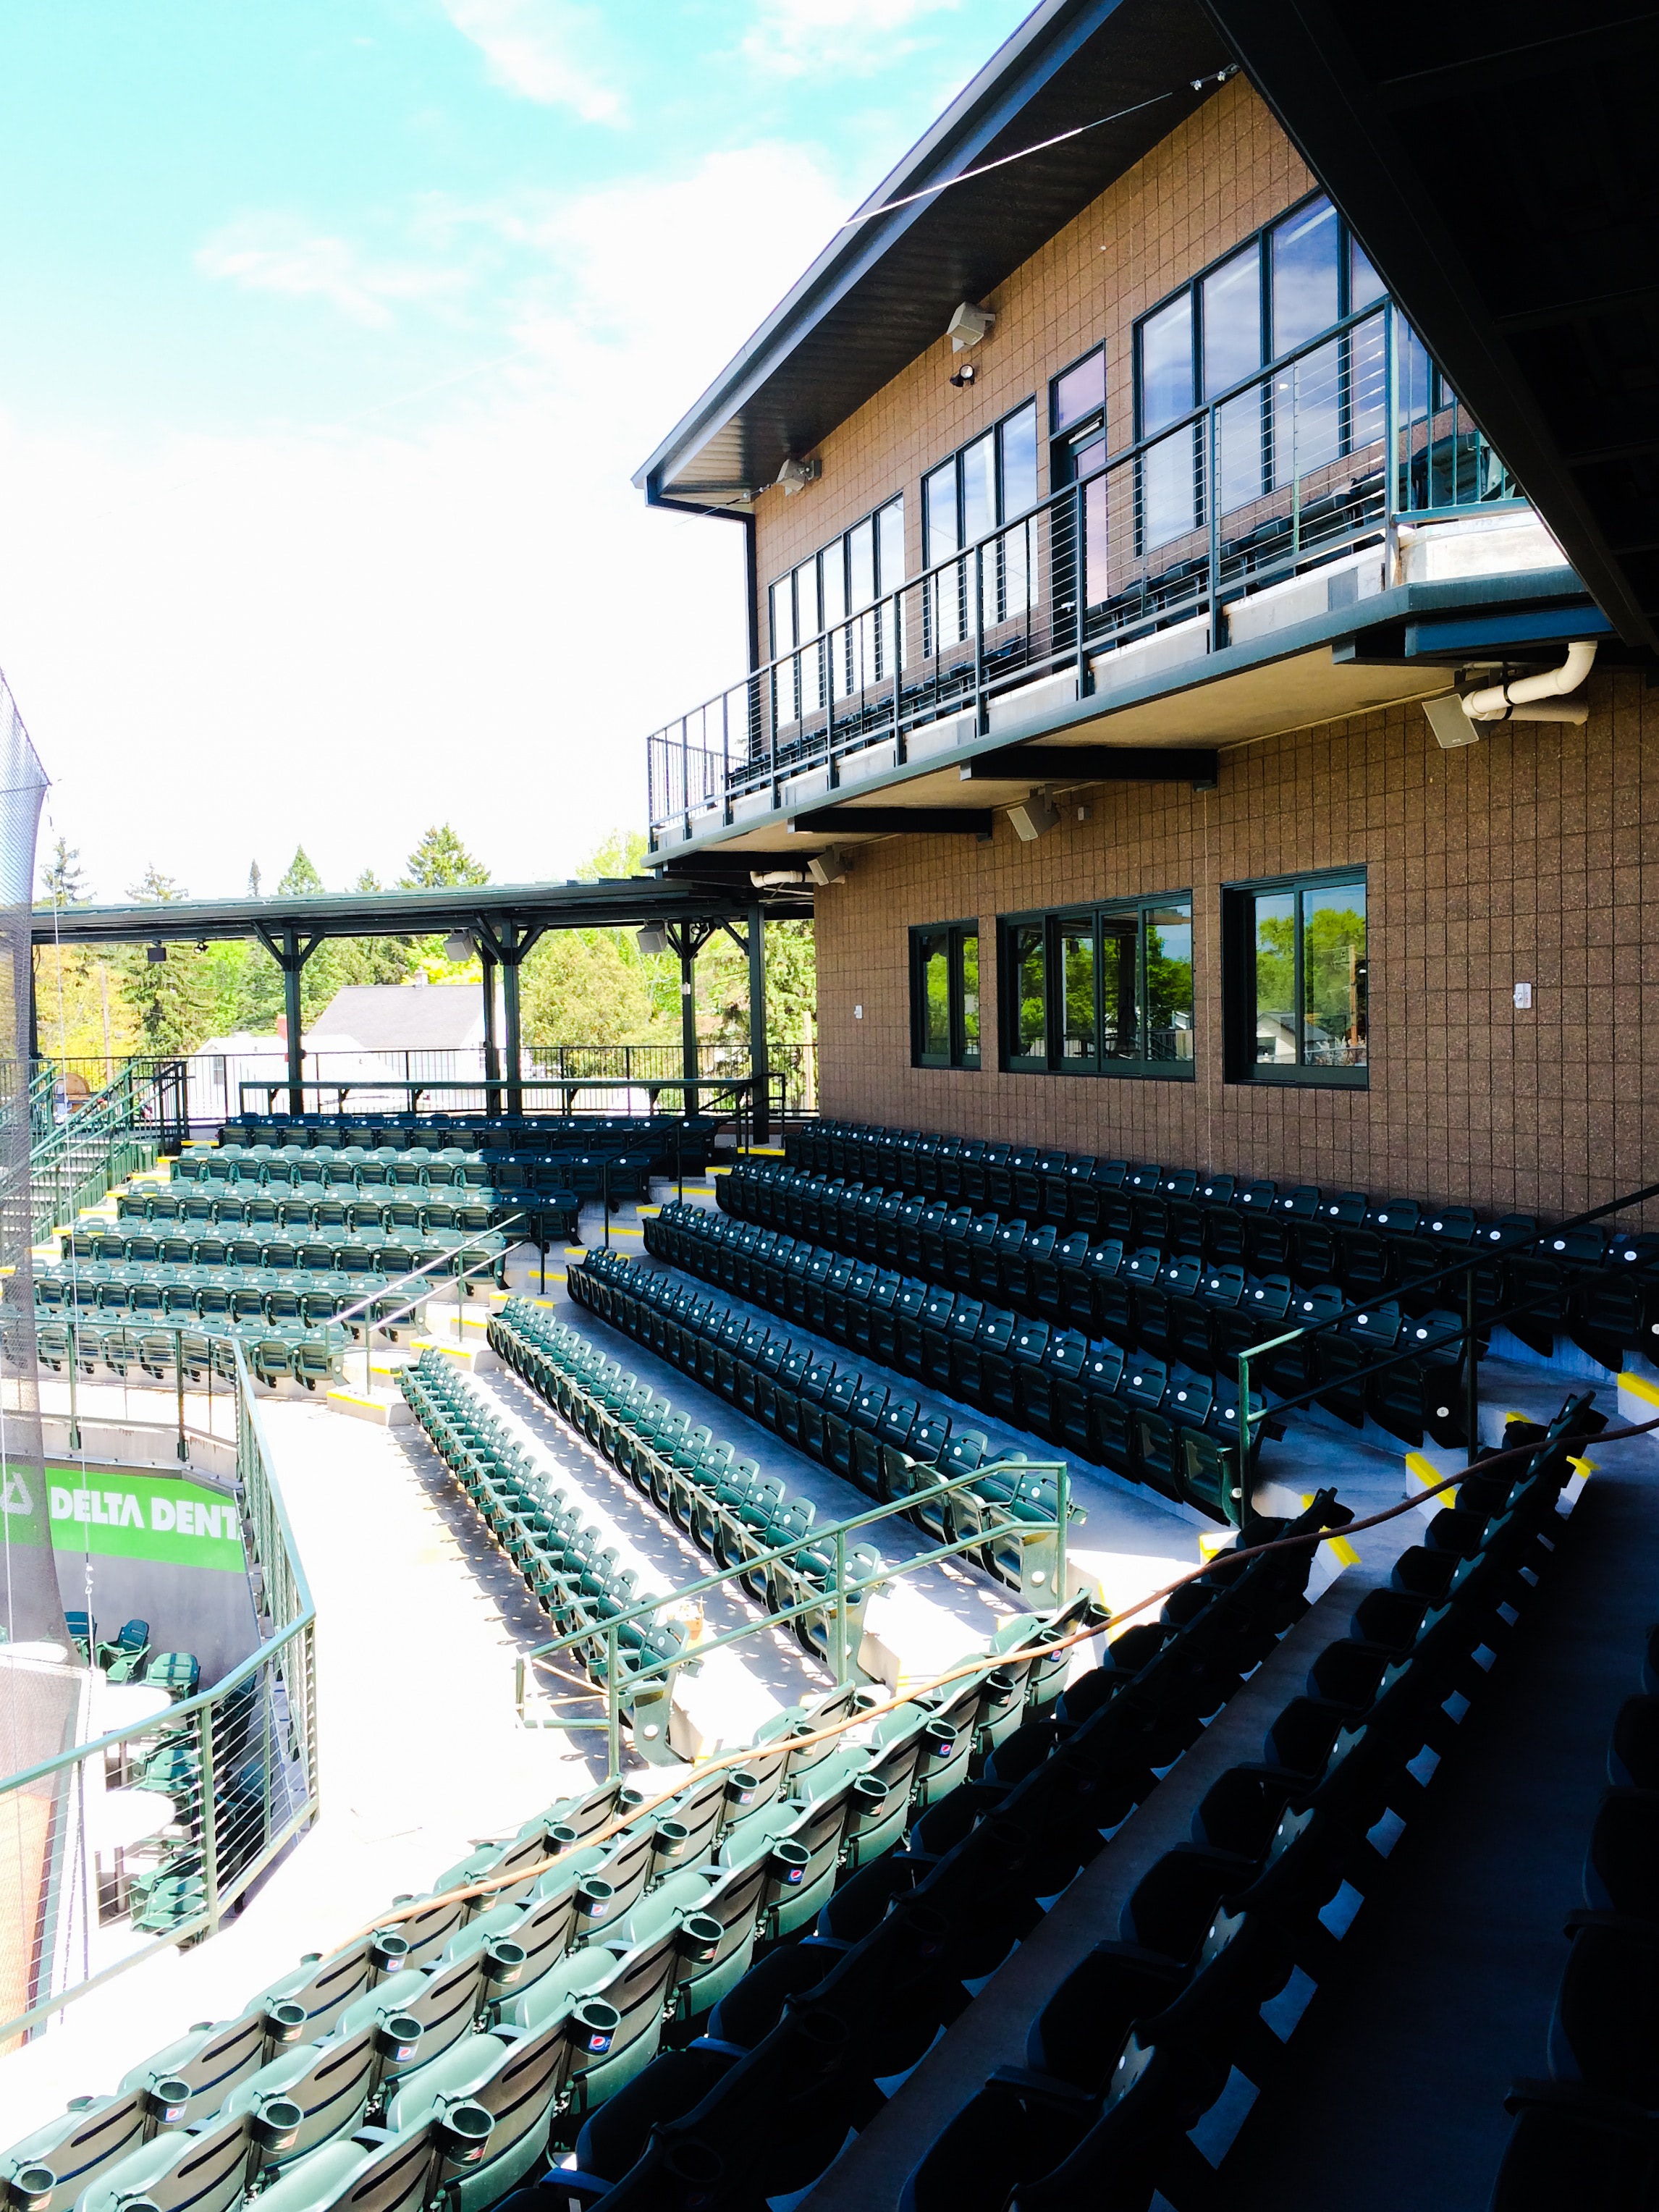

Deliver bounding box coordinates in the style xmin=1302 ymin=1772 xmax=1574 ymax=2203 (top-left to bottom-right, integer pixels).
xmin=46 ymin=1466 xmax=245 ymax=1574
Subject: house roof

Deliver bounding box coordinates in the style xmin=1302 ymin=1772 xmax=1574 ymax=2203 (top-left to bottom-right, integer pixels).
xmin=308 ymin=986 xmax=484 ymax=1054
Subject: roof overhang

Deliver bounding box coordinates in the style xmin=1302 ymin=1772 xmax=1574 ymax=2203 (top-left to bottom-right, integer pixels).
xmin=634 ymin=0 xmax=1228 ymax=512
xmin=1198 ymin=1 xmax=1659 ymax=651
xmin=31 ymin=872 xmax=812 ymax=950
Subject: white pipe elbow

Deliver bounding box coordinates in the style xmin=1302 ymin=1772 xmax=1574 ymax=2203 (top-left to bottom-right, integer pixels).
xmin=1462 ymin=639 xmax=1597 ymax=722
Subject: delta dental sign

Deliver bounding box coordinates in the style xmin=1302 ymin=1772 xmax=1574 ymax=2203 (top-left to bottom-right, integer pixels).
xmin=45 ymin=1466 xmax=245 ymax=1574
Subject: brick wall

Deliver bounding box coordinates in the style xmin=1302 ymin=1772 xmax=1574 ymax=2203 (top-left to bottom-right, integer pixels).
xmin=809 ymin=671 xmax=1656 ymax=1223
xmin=751 ymin=74 xmax=1312 ymax=618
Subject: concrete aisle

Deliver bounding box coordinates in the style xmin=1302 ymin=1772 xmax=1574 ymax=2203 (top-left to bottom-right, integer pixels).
xmin=0 ymin=1389 xmax=591 ymax=2145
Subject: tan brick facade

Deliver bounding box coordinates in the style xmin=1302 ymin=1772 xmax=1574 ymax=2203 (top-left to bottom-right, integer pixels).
xmin=811 ymin=672 xmax=1658 ymax=1223
xmin=751 ymin=74 xmax=1313 ymax=619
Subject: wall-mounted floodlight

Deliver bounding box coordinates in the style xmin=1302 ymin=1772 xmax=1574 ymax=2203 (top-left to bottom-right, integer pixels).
xmin=776 ymin=455 xmax=821 ymax=496
xmin=1007 ymin=790 xmax=1060 ymax=842
xmin=636 ymin=925 xmax=670 ymax=958
xmin=947 ymin=303 xmax=995 ymax=351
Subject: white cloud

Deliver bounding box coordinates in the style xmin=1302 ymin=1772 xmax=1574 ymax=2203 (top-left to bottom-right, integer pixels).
xmin=0 ymin=146 xmax=848 ymax=900
xmin=195 ymin=223 xmax=466 ymax=328
xmin=437 ymin=0 xmax=621 ymax=124
xmin=742 ymin=0 xmax=963 ymax=77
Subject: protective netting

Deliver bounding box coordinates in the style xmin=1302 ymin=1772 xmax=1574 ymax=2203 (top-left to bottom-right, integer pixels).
xmin=0 ymin=669 xmax=56 ymax=1651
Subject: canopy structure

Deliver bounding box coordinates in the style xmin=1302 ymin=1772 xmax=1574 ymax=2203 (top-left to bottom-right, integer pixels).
xmin=30 ymin=873 xmax=813 ymax=1136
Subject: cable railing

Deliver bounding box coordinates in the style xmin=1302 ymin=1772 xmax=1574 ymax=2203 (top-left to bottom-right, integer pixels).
xmin=0 ymin=1338 xmax=316 ymax=2043
xmin=647 ymin=298 xmax=1524 ymax=845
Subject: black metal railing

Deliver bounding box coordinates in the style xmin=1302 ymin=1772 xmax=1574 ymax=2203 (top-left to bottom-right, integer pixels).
xmin=647 ymin=298 xmax=1526 ymax=846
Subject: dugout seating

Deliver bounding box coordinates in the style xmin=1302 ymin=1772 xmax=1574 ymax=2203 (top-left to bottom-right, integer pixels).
xmin=634 ymin=1209 xmax=1266 ymax=1523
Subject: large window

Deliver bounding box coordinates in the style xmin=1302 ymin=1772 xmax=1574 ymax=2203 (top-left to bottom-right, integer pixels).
xmin=1128 ymin=194 xmax=1390 ymax=548
xmin=768 ymin=495 xmax=905 ymax=722
xmin=1000 ymin=897 xmax=1194 ymax=1078
xmin=911 ymin=924 xmax=980 ymax=1069
xmin=1223 ymin=869 xmax=1367 ymax=1085
xmin=922 ymin=400 xmax=1040 ymax=647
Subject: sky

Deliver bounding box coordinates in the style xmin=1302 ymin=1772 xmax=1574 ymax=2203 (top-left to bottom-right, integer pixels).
xmin=0 ymin=0 xmax=1035 ymax=904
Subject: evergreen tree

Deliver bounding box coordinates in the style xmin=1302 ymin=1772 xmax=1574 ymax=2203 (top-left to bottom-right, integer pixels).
xmin=248 ymin=861 xmax=262 ymax=899
xmin=117 ymin=868 xmax=213 ymax=1053
xmin=400 ymin=824 xmax=489 ymax=890
xmin=337 ymin=869 xmax=418 ymax=987
xmin=39 ymin=836 xmax=88 ymax=908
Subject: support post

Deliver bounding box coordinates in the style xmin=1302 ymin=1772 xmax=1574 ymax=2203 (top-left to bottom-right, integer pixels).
xmin=747 ymin=903 xmax=769 ymax=1148
xmin=679 ymin=939 xmax=699 ymax=1121
xmin=281 ymin=929 xmax=303 ymax=1117
xmin=1465 ymin=1264 xmax=1480 ymax=1466
xmin=480 ymin=943 xmax=499 ymax=1089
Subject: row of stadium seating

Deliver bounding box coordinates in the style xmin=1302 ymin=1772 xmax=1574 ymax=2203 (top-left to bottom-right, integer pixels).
xmin=398 ymin=1351 xmax=684 ymax=1749
xmin=90 ymin=1184 xmax=523 ymax=1238
xmin=0 ymin=1492 xmax=1348 ymax=2212
xmin=618 ymin=1218 xmax=1263 ymax=1520
xmin=498 ymin=1493 xmax=1352 ymax=2205
xmin=486 ymin=1301 xmax=884 ymax=1673
xmin=55 ymin=1221 xmax=505 ymax=1280
xmin=896 ymin=1393 xmax=1605 ymax=2208
xmin=37 ymin=1313 xmax=353 ymax=1391
xmin=565 ymin=1254 xmax=1097 ymax=1558
xmin=41 ymin=1262 xmax=434 ymax=1328
xmin=671 ymin=1194 xmax=1469 ymax=1458
xmin=176 ymin=1147 xmax=601 ymax=1214
xmin=221 ymin=1113 xmax=717 ymax=1173
xmin=64 ymin=1611 xmax=199 ymax=1694
xmin=1490 ymin=1613 xmax=1659 ymax=2207
xmin=727 ymin=1154 xmax=1659 ymax=1371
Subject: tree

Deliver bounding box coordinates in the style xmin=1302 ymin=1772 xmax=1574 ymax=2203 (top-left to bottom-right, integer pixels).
xmin=115 ymin=867 xmax=214 ymax=1054
xmin=40 ymin=837 xmax=88 ymax=908
xmin=248 ymin=861 xmax=263 ymax=899
xmin=337 ymin=869 xmax=418 ymax=988
xmin=400 ymin=825 xmax=489 ymax=890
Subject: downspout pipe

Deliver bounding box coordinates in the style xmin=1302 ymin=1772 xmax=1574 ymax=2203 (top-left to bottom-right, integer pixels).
xmin=1461 ymin=640 xmax=1597 ymax=722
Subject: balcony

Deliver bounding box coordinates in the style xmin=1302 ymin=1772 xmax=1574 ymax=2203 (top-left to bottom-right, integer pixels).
xmin=647 ymin=303 xmax=1590 ymax=854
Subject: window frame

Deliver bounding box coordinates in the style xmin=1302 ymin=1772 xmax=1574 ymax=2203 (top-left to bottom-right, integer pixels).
xmin=767 ymin=491 xmax=906 ymax=663
xmin=909 ymin=921 xmax=982 ymax=1071
xmin=921 ymin=397 xmax=1042 ymax=569
xmin=1222 ymin=866 xmax=1369 ymax=1088
xmin=997 ymin=894 xmax=1196 ymax=1081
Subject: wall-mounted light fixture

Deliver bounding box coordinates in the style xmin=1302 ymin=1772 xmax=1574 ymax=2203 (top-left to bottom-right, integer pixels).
xmin=948 ymin=362 xmax=977 ymax=389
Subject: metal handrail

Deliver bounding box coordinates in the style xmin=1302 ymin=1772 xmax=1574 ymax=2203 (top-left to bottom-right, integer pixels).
xmin=0 ymin=1339 xmax=317 ymax=2041
xmin=513 ymin=1451 xmax=1073 ymax=1776
xmin=1232 ymin=1177 xmax=1659 ymax=1498
xmin=647 ymin=295 xmax=1525 ymax=838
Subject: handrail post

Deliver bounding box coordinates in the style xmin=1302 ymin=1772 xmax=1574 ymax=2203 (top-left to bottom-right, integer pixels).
xmin=198 ymin=1695 xmax=221 ymax=1936
xmin=175 ymin=1326 xmax=187 ymax=1461
xmin=67 ymin=1311 xmax=81 ymax=1453
xmin=1236 ymin=1346 xmax=1251 ymax=1529
xmin=834 ymin=1526 xmax=848 ymax=1685
xmin=1464 ymin=1262 xmax=1480 ymax=1465
xmin=1056 ymin=1462 xmax=1069 ymax=1600
xmin=605 ymin=1622 xmax=621 ymax=1781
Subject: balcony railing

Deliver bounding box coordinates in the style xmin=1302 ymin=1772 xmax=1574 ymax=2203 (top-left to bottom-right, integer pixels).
xmin=647 ymin=300 xmax=1524 ymax=847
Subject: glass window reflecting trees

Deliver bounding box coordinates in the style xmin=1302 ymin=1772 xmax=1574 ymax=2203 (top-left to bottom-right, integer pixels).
xmin=1001 ymin=898 xmax=1194 ymax=1077
xmin=910 ymin=923 xmax=981 ymax=1069
xmin=923 ymin=400 xmax=1041 ymax=647
xmin=1223 ymin=871 xmax=1367 ymax=1084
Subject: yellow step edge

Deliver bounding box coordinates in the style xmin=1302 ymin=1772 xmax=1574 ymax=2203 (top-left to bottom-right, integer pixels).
xmin=1620 ymin=1369 xmax=1659 ymax=1408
